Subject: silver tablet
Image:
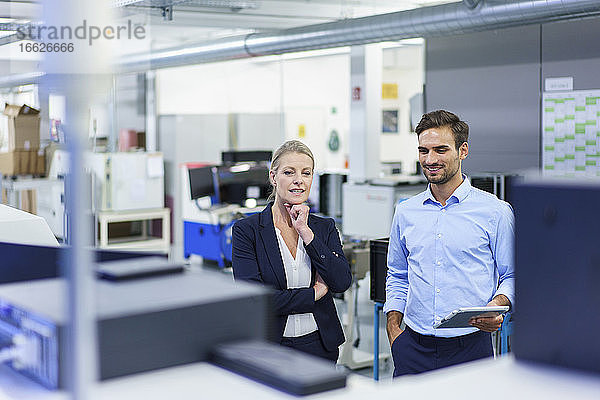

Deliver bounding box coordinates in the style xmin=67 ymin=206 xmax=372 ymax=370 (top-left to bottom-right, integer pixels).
xmin=433 ymin=306 xmax=510 ymax=329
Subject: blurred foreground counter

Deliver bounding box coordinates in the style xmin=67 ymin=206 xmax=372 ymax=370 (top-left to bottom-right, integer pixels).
xmin=2 ymin=356 xmax=600 ymax=400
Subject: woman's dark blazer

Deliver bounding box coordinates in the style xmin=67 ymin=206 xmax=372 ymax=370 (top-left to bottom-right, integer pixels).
xmin=232 ymin=203 xmax=352 ymax=352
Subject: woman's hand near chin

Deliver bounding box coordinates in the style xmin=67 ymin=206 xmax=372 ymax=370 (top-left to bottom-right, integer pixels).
xmin=284 ymin=203 xmax=314 ymax=244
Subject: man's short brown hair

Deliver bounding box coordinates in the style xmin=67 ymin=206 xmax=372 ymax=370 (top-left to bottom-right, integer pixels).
xmin=415 ymin=110 xmax=469 ymax=150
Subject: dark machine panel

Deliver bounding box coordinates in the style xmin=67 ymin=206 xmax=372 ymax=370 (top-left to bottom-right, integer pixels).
xmin=0 ymin=268 xmax=272 ymax=389
xmin=0 ymin=241 xmax=165 ymax=284
xmin=369 ymin=238 xmax=389 ymax=304
xmin=512 ymin=180 xmax=600 ymax=374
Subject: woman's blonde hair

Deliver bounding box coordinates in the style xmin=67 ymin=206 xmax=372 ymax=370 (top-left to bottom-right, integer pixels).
xmin=267 ymin=140 xmax=315 ymax=202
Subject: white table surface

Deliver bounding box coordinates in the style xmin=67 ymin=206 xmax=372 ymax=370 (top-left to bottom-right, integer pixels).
xmin=1 ymin=355 xmax=599 ymax=400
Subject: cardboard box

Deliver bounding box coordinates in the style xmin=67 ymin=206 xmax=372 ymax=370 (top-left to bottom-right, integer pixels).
xmin=0 ymin=150 xmax=45 ymax=175
xmin=118 ymin=129 xmax=146 ymax=151
xmin=3 ymin=103 xmax=41 ymax=151
xmin=18 ymin=189 xmax=37 ymax=215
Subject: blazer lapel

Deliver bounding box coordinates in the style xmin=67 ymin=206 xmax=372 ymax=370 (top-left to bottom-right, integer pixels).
xmin=258 ymin=203 xmax=287 ymax=289
xmin=307 ymin=214 xmax=317 ymax=285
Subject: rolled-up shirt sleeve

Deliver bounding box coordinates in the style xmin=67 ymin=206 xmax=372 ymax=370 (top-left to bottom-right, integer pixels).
xmin=492 ymin=202 xmax=515 ymax=308
xmin=383 ymin=204 xmax=409 ymax=315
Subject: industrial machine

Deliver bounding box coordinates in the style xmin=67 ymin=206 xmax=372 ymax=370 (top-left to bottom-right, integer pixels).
xmin=469 ymin=172 xmax=519 ymax=203
xmin=181 ymin=156 xmax=269 ymax=267
xmin=369 ymin=237 xmax=389 ymax=304
xmin=36 ymin=150 xmax=68 ymax=239
xmin=0 ymin=204 xmax=58 ymax=247
xmin=0 ymin=240 xmax=166 ymax=285
xmin=0 ymin=261 xmax=272 ymax=389
xmin=310 ymin=170 xmax=348 ymax=218
xmin=87 ymin=152 xmax=164 ymax=212
xmin=342 ymin=176 xmax=426 ymax=239
xmin=182 ymin=162 xmax=235 ymax=266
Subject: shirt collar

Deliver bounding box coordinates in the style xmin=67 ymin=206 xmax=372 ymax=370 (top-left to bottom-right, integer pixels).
xmin=423 ymin=174 xmax=471 ymax=206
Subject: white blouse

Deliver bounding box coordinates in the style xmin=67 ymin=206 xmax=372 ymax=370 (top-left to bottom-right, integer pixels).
xmin=274 ymin=227 xmax=318 ymax=337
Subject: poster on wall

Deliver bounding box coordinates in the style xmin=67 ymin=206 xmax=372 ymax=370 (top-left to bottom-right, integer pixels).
xmin=382 ymin=83 xmax=398 ymax=100
xmin=382 ymin=109 xmax=399 ymax=133
xmin=542 ymin=90 xmax=600 ymax=176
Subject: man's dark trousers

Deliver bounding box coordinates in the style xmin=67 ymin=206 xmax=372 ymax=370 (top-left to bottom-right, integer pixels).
xmin=392 ymin=326 xmax=493 ymax=377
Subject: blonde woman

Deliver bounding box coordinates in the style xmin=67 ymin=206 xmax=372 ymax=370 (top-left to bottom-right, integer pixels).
xmin=232 ymin=140 xmax=351 ymax=362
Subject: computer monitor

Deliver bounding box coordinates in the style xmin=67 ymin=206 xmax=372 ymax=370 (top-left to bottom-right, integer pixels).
xmin=217 ymin=164 xmax=270 ymax=205
xmin=512 ymin=179 xmax=600 ymax=374
xmin=221 ymin=150 xmax=272 ymax=164
xmin=188 ymin=166 xmax=217 ymax=200
xmin=0 ymin=241 xmax=166 ymax=284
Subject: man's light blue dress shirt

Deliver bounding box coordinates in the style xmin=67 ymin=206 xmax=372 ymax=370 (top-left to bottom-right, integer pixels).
xmin=383 ymin=176 xmax=515 ymax=337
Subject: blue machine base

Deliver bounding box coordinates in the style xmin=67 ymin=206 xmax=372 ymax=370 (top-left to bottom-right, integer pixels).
xmin=184 ymin=221 xmax=227 ymax=267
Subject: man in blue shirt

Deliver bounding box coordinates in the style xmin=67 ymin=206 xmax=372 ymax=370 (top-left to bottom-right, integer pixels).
xmin=384 ymin=110 xmax=514 ymax=377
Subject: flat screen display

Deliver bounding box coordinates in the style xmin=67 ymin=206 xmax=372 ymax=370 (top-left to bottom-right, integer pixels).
xmin=217 ymin=165 xmax=270 ymax=204
xmin=188 ymin=166 xmax=217 ymax=200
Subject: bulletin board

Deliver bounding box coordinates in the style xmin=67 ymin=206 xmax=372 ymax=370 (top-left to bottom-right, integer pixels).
xmin=542 ymin=90 xmax=600 ymax=176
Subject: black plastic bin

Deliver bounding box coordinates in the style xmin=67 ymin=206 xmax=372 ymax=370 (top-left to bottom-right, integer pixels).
xmin=369 ymin=238 xmax=389 ymax=303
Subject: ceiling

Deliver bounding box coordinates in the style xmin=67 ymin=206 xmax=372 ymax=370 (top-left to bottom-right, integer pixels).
xmin=118 ymin=0 xmax=458 ymax=49
xmin=0 ymin=0 xmax=457 ymax=58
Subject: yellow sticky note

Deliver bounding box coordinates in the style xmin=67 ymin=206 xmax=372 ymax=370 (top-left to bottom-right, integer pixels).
xmin=298 ymin=124 xmax=306 ymax=138
xmin=382 ymin=83 xmax=398 ymax=99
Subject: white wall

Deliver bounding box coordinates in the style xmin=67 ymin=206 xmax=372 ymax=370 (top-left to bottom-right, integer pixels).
xmin=157 ymin=58 xmax=282 ymax=114
xmin=380 ymin=45 xmax=423 ymax=174
xmin=156 ymin=45 xmax=422 ymax=173
xmin=157 ymin=51 xmax=350 ymax=170
xmin=280 ymin=53 xmax=350 ymax=171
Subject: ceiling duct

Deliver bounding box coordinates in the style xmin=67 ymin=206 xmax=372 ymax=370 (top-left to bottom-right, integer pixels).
xmin=118 ymin=0 xmax=600 ymax=72
xmin=462 ymin=0 xmax=481 ymax=10
xmin=3 ymin=0 xmax=600 ymax=86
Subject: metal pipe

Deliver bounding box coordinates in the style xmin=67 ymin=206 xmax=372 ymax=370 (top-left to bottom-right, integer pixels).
xmin=45 ymin=1 xmax=111 ymax=398
xmin=3 ymin=0 xmax=600 ymax=85
xmin=0 ymin=33 xmax=21 ymax=46
xmin=463 ymin=0 xmax=481 ymax=10
xmin=117 ymin=0 xmax=600 ymax=72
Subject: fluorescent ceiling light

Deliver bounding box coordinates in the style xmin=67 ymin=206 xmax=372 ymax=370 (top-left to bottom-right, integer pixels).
xmin=281 ymin=47 xmax=351 ymax=60
xmin=254 ymin=40 xmax=426 ymax=64
xmin=380 ymin=38 xmax=425 ymax=49
xmin=400 ymin=38 xmax=425 ymax=46
xmin=252 ymin=47 xmax=350 ymax=63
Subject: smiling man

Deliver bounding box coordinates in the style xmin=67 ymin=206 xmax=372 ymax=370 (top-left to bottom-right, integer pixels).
xmin=384 ymin=110 xmax=515 ymax=377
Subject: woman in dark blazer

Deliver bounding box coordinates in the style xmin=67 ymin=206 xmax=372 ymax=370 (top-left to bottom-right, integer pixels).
xmin=232 ymin=140 xmax=352 ymax=362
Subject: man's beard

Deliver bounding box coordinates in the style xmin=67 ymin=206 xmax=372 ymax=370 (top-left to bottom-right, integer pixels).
xmin=422 ymin=160 xmax=459 ymax=185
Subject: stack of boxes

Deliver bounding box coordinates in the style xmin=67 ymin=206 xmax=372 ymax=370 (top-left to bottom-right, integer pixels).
xmin=0 ymin=103 xmax=45 ymax=176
